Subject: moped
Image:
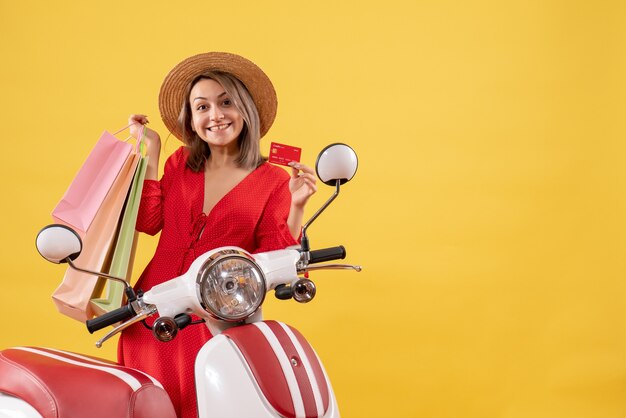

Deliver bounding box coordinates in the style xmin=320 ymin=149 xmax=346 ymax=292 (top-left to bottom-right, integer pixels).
xmin=0 ymin=143 xmax=360 ymax=418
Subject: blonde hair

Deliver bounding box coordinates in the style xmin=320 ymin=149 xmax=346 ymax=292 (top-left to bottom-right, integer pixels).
xmin=178 ymin=71 xmax=264 ymax=171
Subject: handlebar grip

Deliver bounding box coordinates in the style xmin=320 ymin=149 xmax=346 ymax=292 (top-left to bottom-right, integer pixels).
xmin=308 ymin=246 xmax=346 ymax=264
xmin=86 ymin=304 xmax=136 ymax=334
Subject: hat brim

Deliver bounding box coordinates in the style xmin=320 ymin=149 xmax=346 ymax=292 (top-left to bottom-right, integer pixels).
xmin=158 ymin=52 xmax=277 ymax=141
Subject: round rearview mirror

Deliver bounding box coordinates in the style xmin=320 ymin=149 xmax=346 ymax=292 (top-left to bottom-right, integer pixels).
xmin=36 ymin=224 xmax=82 ymax=264
xmin=315 ymin=143 xmax=358 ymax=186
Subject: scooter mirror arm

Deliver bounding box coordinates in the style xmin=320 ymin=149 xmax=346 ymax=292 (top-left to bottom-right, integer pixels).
xmin=300 ymin=179 xmax=341 ymax=256
xmin=67 ymin=258 xmax=137 ymax=301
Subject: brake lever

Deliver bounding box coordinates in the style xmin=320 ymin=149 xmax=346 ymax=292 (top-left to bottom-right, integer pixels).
xmin=298 ymin=264 xmax=362 ymax=273
xmin=95 ymin=306 xmax=157 ymax=348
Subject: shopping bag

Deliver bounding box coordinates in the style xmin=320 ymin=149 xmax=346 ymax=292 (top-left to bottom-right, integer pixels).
xmin=52 ymin=131 xmax=134 ymax=234
xmin=91 ymin=153 xmax=148 ymax=315
xmin=51 ymin=152 xmax=140 ymax=322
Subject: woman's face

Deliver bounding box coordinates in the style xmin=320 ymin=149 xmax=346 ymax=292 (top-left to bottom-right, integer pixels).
xmin=189 ymin=78 xmax=244 ymax=150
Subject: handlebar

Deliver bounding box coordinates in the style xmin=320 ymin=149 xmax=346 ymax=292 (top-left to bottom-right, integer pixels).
xmin=86 ymin=304 xmax=136 ymax=334
xmin=85 ymin=245 xmax=351 ymax=335
xmin=308 ymin=246 xmax=346 ymax=264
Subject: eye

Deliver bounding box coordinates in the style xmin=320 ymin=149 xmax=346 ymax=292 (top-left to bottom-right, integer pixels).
xmin=196 ymin=104 xmax=208 ymax=111
xmin=222 ymin=98 xmax=232 ymax=106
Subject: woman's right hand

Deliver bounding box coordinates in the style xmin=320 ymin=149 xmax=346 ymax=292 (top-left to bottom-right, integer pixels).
xmin=129 ymin=114 xmax=161 ymax=148
xmin=129 ymin=114 xmax=161 ymax=181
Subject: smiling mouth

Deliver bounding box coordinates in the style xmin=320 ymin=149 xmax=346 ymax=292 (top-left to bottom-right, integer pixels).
xmin=208 ymin=123 xmax=231 ymax=132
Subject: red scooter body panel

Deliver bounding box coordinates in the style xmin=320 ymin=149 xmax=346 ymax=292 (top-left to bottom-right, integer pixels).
xmin=223 ymin=320 xmax=330 ymax=418
xmin=0 ymin=347 xmax=176 ymax=418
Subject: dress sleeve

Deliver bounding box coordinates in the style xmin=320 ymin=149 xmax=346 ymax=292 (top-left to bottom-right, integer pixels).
xmin=136 ymin=147 xmax=185 ymax=236
xmin=135 ymin=180 xmax=163 ymax=235
xmin=254 ymin=176 xmax=300 ymax=253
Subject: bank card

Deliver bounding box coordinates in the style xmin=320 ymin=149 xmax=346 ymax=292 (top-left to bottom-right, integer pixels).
xmin=269 ymin=142 xmax=302 ymax=166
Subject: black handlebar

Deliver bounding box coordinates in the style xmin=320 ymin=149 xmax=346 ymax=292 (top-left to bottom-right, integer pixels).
xmin=308 ymin=246 xmax=346 ymax=263
xmin=86 ymin=304 xmax=136 ymax=334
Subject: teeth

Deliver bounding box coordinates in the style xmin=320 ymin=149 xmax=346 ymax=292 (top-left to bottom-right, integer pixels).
xmin=209 ymin=123 xmax=229 ymax=132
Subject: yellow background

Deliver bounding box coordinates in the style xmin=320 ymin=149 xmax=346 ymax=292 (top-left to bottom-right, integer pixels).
xmin=1 ymin=1 xmax=625 ymax=417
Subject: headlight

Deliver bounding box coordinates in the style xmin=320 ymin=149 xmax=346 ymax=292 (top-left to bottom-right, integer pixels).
xmin=196 ymin=249 xmax=266 ymax=321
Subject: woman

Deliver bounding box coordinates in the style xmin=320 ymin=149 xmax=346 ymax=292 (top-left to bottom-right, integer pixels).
xmin=118 ymin=52 xmax=317 ymax=418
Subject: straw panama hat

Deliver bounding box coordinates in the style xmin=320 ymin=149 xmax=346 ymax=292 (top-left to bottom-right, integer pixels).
xmin=158 ymin=52 xmax=278 ymax=141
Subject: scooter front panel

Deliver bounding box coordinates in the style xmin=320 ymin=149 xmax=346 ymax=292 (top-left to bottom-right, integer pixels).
xmin=268 ymin=321 xmax=331 ymax=414
xmin=195 ymin=334 xmax=280 ymax=418
xmin=195 ymin=320 xmax=335 ymax=418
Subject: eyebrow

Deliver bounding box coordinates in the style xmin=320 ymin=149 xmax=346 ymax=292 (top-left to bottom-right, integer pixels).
xmin=193 ymin=91 xmax=228 ymax=102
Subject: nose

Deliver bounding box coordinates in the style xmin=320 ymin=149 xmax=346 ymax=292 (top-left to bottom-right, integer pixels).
xmin=209 ymin=106 xmax=224 ymax=121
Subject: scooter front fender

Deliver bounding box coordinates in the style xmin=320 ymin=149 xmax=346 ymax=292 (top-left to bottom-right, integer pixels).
xmin=195 ymin=320 xmax=339 ymax=418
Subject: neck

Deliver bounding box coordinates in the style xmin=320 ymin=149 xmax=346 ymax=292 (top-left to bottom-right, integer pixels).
xmin=206 ymin=146 xmax=239 ymax=170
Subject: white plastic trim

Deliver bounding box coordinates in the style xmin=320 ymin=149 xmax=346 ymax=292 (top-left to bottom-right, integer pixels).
xmin=278 ymin=322 xmax=324 ymax=417
xmin=253 ymin=322 xmax=305 ymax=418
xmin=14 ymin=347 xmax=142 ymax=392
xmin=43 ymin=347 xmax=164 ymax=389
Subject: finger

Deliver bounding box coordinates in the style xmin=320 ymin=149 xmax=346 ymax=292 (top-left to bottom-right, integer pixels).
xmin=304 ymin=179 xmax=318 ymax=193
xmin=296 ymin=163 xmax=315 ymax=174
xmin=297 ymin=173 xmax=317 ymax=183
xmin=288 ymin=162 xmax=314 ymax=174
xmin=129 ymin=114 xmax=149 ymax=125
xmin=297 ymin=178 xmax=317 ymax=192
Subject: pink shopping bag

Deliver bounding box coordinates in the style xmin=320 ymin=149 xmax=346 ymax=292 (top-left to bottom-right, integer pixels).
xmin=52 ymin=151 xmax=140 ymax=321
xmin=52 ymin=131 xmax=133 ymax=233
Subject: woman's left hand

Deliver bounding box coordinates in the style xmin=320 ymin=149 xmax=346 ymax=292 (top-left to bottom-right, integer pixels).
xmin=288 ymin=162 xmax=317 ymax=208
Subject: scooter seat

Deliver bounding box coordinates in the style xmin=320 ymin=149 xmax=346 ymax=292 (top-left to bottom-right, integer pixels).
xmin=0 ymin=347 xmax=176 ymax=418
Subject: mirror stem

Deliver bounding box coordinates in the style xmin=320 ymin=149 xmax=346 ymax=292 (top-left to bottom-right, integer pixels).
xmin=66 ymin=258 xmax=133 ymax=292
xmin=301 ymin=179 xmax=341 ymax=253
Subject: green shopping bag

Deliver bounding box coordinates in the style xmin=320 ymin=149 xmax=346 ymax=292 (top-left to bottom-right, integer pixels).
xmin=91 ymin=153 xmax=148 ymax=315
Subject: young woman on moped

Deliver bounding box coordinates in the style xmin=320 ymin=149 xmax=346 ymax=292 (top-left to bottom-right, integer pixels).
xmin=120 ymin=52 xmax=318 ymax=417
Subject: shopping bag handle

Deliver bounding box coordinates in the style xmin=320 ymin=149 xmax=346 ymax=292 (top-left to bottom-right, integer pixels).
xmin=112 ymin=123 xmax=145 ymax=154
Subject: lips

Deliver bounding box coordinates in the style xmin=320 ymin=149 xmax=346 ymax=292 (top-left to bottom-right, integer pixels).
xmin=208 ymin=123 xmax=231 ymax=132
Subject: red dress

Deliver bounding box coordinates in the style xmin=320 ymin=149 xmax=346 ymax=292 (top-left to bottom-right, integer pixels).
xmin=118 ymin=147 xmax=298 ymax=418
